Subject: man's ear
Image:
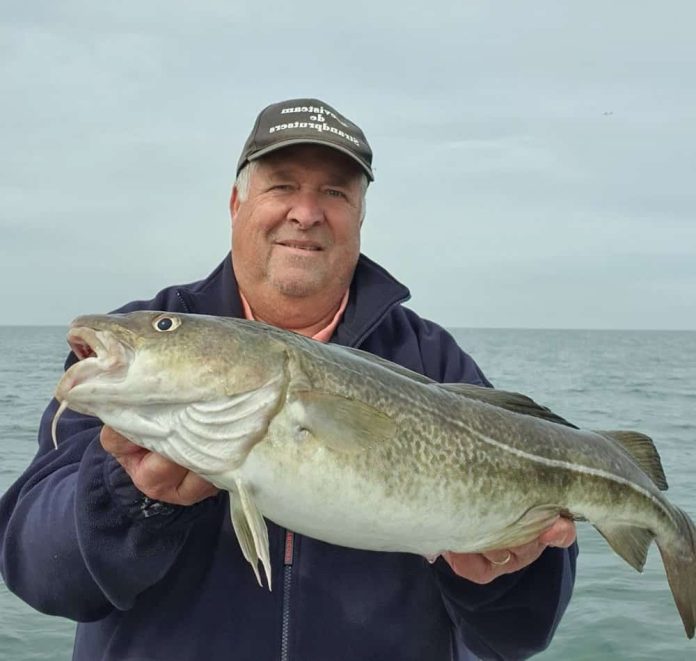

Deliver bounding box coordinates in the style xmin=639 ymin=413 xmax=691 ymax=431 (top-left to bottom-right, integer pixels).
xmin=230 ymin=186 xmax=240 ymax=222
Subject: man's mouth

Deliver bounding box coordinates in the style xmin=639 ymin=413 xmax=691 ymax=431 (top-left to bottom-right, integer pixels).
xmin=276 ymin=240 xmax=323 ymax=252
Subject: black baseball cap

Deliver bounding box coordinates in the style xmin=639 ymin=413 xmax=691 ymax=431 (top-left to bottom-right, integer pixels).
xmin=236 ymin=98 xmax=374 ymax=181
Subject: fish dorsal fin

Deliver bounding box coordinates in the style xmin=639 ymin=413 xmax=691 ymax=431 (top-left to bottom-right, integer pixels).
xmin=230 ymin=480 xmax=272 ymax=590
xmin=288 ymin=389 xmax=395 ymax=454
xmin=595 ymin=430 xmax=668 ymax=491
xmin=324 ymin=347 xmax=577 ymax=430
xmin=436 ymin=383 xmax=578 ymax=429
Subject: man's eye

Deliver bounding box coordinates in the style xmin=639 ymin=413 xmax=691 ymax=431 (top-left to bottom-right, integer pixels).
xmin=326 ymin=189 xmax=346 ymax=198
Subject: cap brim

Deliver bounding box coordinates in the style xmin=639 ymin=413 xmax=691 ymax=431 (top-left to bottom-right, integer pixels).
xmin=247 ymin=138 xmax=374 ymax=181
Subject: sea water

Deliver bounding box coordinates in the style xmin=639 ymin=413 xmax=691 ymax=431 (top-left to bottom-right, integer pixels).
xmin=0 ymin=326 xmax=694 ymax=660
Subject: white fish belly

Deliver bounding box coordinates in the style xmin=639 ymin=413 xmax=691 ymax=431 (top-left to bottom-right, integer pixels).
xmin=226 ymin=428 xmax=519 ymax=556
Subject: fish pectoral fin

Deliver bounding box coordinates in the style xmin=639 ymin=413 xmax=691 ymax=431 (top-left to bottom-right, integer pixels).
xmin=435 ymin=383 xmax=577 ymax=429
xmin=594 ymin=522 xmax=654 ymax=572
xmin=290 ymin=390 xmax=395 ymax=453
xmin=595 ymin=430 xmax=668 ymax=491
xmin=232 ymin=481 xmax=272 ymax=590
xmin=229 ymin=492 xmax=262 ymax=587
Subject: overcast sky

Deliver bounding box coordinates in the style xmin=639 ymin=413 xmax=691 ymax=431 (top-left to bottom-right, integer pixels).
xmin=2 ymin=1 xmax=695 ymax=329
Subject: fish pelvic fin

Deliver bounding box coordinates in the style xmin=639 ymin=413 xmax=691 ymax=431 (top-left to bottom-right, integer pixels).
xmin=596 ymin=430 xmax=668 ymax=491
xmin=230 ymin=481 xmax=272 ymax=591
xmin=229 ymin=492 xmax=262 ymax=588
xmin=594 ymin=522 xmax=654 ymax=572
xmin=657 ymin=506 xmax=696 ymax=639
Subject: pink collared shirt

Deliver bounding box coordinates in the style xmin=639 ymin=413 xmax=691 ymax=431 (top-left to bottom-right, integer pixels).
xmin=238 ymin=290 xmax=350 ymax=343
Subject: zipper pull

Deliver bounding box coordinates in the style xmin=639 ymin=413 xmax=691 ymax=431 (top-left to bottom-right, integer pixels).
xmin=284 ymin=530 xmax=295 ymax=565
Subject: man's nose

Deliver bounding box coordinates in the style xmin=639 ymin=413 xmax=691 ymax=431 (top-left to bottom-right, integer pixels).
xmin=287 ymin=191 xmax=325 ymax=228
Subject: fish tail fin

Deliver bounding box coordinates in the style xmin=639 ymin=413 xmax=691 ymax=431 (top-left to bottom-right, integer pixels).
xmin=656 ymin=505 xmax=696 ymax=639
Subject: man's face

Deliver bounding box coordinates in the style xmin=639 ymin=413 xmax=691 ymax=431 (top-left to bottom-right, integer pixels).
xmin=231 ymin=144 xmax=365 ymax=301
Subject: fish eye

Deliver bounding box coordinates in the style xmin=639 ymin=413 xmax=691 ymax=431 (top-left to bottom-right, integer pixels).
xmin=153 ymin=315 xmax=181 ymax=332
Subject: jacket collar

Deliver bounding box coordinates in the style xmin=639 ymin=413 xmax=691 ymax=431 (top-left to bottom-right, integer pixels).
xmin=176 ymin=253 xmax=410 ymax=348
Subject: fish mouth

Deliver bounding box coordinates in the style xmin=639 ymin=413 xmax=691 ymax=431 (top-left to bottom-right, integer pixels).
xmin=52 ymin=325 xmax=134 ymax=448
xmin=56 ymin=326 xmax=133 ymax=402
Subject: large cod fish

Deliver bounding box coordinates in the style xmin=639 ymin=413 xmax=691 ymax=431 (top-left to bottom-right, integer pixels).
xmin=52 ymin=311 xmax=696 ymax=638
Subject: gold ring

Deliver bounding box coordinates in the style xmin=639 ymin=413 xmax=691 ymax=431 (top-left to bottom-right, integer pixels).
xmin=490 ymin=551 xmax=512 ymax=566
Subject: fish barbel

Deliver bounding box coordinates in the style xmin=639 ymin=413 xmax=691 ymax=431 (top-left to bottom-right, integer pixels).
xmin=52 ymin=311 xmax=696 ymax=639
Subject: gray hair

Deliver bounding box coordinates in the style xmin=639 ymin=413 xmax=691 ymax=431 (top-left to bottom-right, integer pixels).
xmin=234 ymin=161 xmax=257 ymax=202
xmin=234 ymin=160 xmax=369 ymax=223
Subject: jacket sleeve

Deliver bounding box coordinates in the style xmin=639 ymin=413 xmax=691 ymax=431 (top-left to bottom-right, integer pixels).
xmin=433 ymin=545 xmax=577 ymax=660
xmin=412 ymin=316 xmax=578 ymax=660
xmin=0 ymin=395 xmax=221 ymax=622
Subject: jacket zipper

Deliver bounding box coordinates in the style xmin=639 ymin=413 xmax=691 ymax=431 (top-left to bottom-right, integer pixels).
xmin=280 ymin=530 xmax=294 ymax=661
xmin=178 ymin=288 xmax=299 ymax=658
xmin=175 ymin=290 xmax=192 ymax=313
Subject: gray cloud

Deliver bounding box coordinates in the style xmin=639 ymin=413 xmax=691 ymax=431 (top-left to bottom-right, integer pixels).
xmin=1 ymin=1 xmax=694 ymax=328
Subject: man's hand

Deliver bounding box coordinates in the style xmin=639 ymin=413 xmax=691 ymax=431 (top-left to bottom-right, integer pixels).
xmin=100 ymin=426 xmax=219 ymax=506
xmin=443 ymin=517 xmax=576 ymax=584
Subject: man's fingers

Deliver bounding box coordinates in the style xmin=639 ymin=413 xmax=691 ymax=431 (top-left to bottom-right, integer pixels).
xmin=484 ymin=541 xmax=546 ymax=571
xmin=100 ymin=426 xmax=139 ymax=455
xmin=484 ymin=550 xmax=513 ymax=566
xmin=100 ymin=427 xmax=151 ymax=476
xmin=176 ymin=471 xmax=220 ymax=506
xmin=129 ymin=450 xmax=219 ymax=506
xmin=539 ymin=518 xmax=577 ymax=548
xmin=101 ymin=425 xmax=219 ymax=505
xmin=444 ymin=551 xmax=491 ymax=581
xmin=446 ymin=544 xmax=545 ymax=584
xmin=445 ymin=518 xmax=578 ymax=584
xmin=131 ymin=451 xmax=188 ymax=499
xmin=113 ymin=446 xmax=149 ymax=476
xmin=480 ymin=520 xmax=576 ymax=573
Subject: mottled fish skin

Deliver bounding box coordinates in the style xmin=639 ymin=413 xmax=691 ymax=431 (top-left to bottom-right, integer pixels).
xmin=240 ymin=339 xmax=676 ymax=554
xmin=53 ymin=311 xmax=696 ymax=639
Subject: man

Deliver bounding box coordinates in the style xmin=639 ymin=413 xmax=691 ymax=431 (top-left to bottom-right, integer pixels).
xmin=0 ymin=99 xmax=577 ymax=660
